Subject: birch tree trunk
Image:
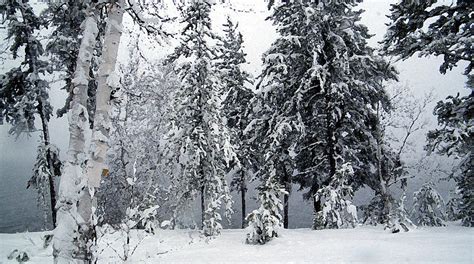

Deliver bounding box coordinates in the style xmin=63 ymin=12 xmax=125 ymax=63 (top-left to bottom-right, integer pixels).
xmin=53 ymin=15 xmax=99 ymax=264
xmin=85 ymin=0 xmax=124 ymax=220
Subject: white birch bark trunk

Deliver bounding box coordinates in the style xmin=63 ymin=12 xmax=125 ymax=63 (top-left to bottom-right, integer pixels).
xmin=86 ymin=0 xmax=124 ymax=191
xmin=53 ymin=15 xmax=99 ymax=264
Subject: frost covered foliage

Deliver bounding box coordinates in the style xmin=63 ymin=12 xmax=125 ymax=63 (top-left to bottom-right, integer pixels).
xmin=426 ymin=94 xmax=473 ymax=227
xmin=261 ymin=0 xmax=397 ymax=219
xmin=29 ymin=140 xmax=62 ymax=221
xmin=383 ymin=0 xmax=473 ymax=227
xmin=446 ymin=195 xmax=461 ymax=221
xmin=98 ymin=39 xmax=178 ymax=226
xmin=387 ymin=193 xmax=414 ymax=233
xmin=383 ymin=0 xmax=473 ymax=79
xmin=313 ymin=163 xmax=357 ymax=230
xmin=246 ymin=164 xmax=286 ymax=245
xmin=413 ymin=182 xmax=446 ymax=227
xmin=217 ymin=16 xmax=254 ymax=228
xmin=43 ymin=0 xmax=87 ymax=117
xmin=97 ymin=163 xmax=159 ymax=262
xmin=163 ymin=0 xmax=234 ymax=237
xmin=0 ymin=0 xmax=61 ymax=227
xmin=361 ymin=192 xmax=414 ymax=233
xmin=0 ymin=0 xmax=52 ymax=136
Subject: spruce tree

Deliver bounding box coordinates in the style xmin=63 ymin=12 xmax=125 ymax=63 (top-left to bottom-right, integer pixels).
xmin=163 ymin=0 xmax=234 ymax=237
xmin=247 ymin=0 xmax=310 ymax=232
xmin=43 ymin=0 xmax=87 ymax=118
xmin=246 ymin=159 xmax=286 ymax=244
xmin=313 ymin=163 xmax=358 ymax=229
xmin=383 ymin=0 xmax=473 ymax=227
xmin=216 ymin=16 xmax=253 ymax=228
xmin=413 ymin=182 xmax=446 ymax=227
xmin=288 ymin=0 xmax=397 ymax=225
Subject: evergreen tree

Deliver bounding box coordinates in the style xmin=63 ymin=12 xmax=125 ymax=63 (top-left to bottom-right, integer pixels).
xmin=446 ymin=195 xmax=461 ymax=221
xmin=413 ymin=182 xmax=446 ymax=227
xmin=163 ymin=0 xmax=234 ymax=237
xmin=287 ymin=0 xmax=397 ymax=224
xmin=383 ymin=0 xmax=473 ymax=227
xmin=247 ymin=0 xmax=310 ymax=231
xmin=43 ymin=0 xmax=87 ymax=118
xmin=246 ymin=159 xmax=286 ymax=244
xmin=426 ymin=94 xmax=473 ymax=227
xmin=383 ymin=0 xmax=473 ymax=79
xmin=216 ymin=16 xmax=253 ymax=228
xmin=0 ymin=0 xmax=61 ymax=227
xmin=313 ymin=163 xmax=358 ymax=229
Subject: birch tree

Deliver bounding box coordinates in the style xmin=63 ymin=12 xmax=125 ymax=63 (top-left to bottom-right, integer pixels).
xmin=53 ymin=11 xmax=99 ymax=263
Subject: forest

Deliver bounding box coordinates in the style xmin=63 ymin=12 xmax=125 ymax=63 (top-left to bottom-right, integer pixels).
xmin=0 ymin=0 xmax=472 ymax=263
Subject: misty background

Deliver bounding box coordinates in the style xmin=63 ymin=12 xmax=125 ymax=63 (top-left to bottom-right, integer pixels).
xmin=0 ymin=0 xmax=468 ymax=233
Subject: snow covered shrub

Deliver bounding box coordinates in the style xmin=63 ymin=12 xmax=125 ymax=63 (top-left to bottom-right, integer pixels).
xmin=246 ymin=168 xmax=286 ymax=245
xmin=361 ymin=195 xmax=387 ymax=226
xmin=97 ymin=173 xmax=159 ymax=262
xmin=412 ymin=182 xmax=446 ymax=226
xmin=386 ymin=193 xmax=414 ymax=233
xmin=313 ymin=163 xmax=358 ymax=230
xmin=362 ymin=193 xmax=415 ymax=233
xmin=7 ymin=249 xmax=29 ymax=263
xmin=446 ymin=195 xmax=461 ymax=221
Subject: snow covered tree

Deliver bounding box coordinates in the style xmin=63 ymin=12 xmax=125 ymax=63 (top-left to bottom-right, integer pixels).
xmin=313 ymin=163 xmax=358 ymax=229
xmin=0 ymin=0 xmax=61 ymax=228
xmin=364 ymin=85 xmax=432 ymax=232
xmin=383 ymin=0 xmax=473 ymax=227
xmin=53 ymin=9 xmax=100 ymax=263
xmin=446 ymin=195 xmax=461 ymax=221
xmin=98 ymin=34 xmax=178 ymax=225
xmin=426 ymin=94 xmax=473 ymax=227
xmin=247 ymin=0 xmax=311 ymax=230
xmin=246 ymin=159 xmax=286 ymax=244
xmin=216 ymin=16 xmax=253 ymax=228
xmin=383 ymin=0 xmax=472 ymax=80
xmin=413 ymin=182 xmax=446 ymax=227
xmin=43 ymin=0 xmax=87 ymax=118
xmin=276 ymin=0 xmax=398 ymax=226
xmin=162 ymin=0 xmax=234 ymax=237
xmin=54 ymin=0 xmax=172 ymax=261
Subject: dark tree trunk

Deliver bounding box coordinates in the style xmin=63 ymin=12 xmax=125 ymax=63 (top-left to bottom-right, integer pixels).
xmin=240 ymin=169 xmax=246 ymax=228
xmin=284 ymin=192 xmax=289 ymax=229
xmin=313 ymin=195 xmax=322 ymax=214
xmin=201 ymin=185 xmax=205 ymax=229
xmin=38 ymin=100 xmax=57 ymax=228
xmin=282 ymin=166 xmax=291 ymax=229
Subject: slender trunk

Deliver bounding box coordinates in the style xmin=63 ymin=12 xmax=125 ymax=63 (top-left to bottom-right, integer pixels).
xmin=240 ymin=169 xmax=246 ymax=228
xmin=375 ymin=103 xmax=392 ymax=225
xmin=201 ymin=185 xmax=205 ymax=229
xmin=284 ymin=193 xmax=289 ymax=229
xmin=38 ymin=100 xmax=57 ymax=228
xmin=86 ymin=0 xmax=124 ymax=191
xmin=313 ymin=195 xmax=322 ymax=213
xmin=53 ymin=14 xmax=99 ymax=264
xmin=282 ymin=165 xmax=290 ymax=229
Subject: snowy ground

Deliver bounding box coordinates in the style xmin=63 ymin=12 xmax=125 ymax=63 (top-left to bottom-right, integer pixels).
xmin=1 ymin=224 xmax=472 ymax=263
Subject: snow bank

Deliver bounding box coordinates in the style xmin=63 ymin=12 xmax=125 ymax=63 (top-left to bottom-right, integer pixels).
xmin=1 ymin=224 xmax=472 ymax=263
